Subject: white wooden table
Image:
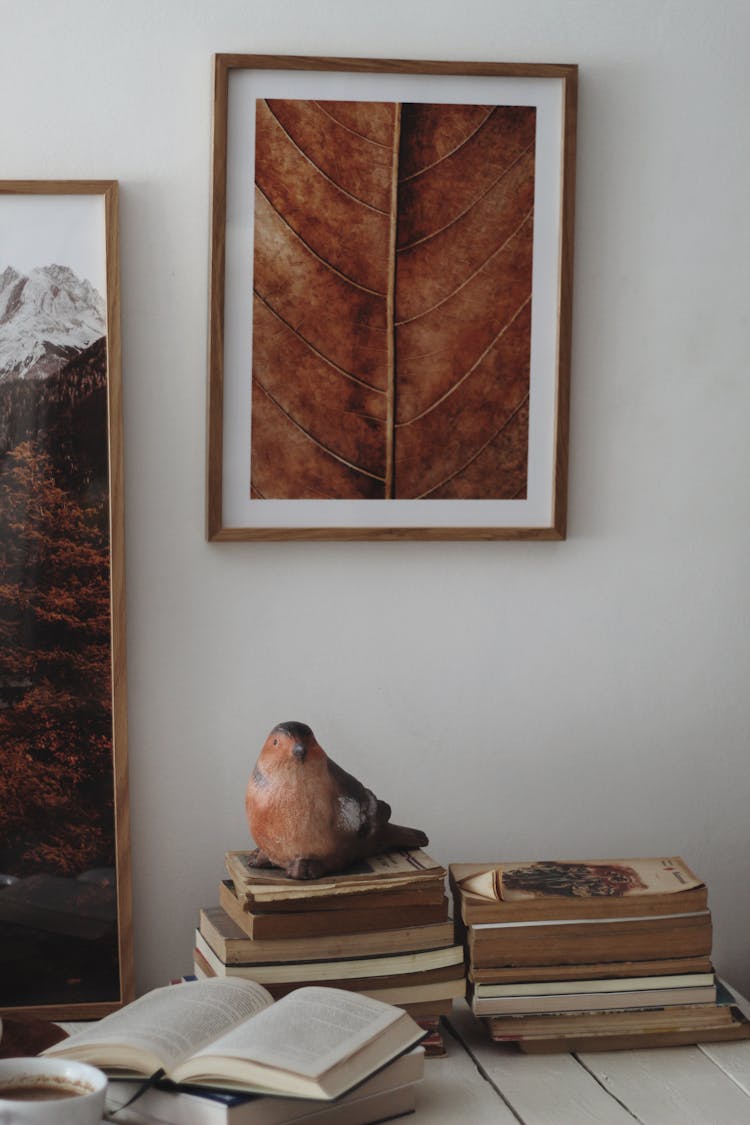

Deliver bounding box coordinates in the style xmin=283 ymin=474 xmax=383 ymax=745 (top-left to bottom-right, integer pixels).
xmin=71 ymin=993 xmax=750 ymax=1123
xmin=417 ymin=1000 xmax=750 ymax=1124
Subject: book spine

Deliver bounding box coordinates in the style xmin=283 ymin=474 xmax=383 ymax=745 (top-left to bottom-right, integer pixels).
xmin=468 ymin=915 xmax=712 ymax=968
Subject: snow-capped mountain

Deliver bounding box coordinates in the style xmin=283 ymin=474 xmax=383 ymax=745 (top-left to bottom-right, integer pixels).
xmin=0 ymin=264 xmax=106 ymax=381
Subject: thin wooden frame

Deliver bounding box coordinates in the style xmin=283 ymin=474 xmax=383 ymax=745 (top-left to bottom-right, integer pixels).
xmin=207 ymin=56 xmax=577 ymax=540
xmin=0 ymin=181 xmax=133 ymax=1018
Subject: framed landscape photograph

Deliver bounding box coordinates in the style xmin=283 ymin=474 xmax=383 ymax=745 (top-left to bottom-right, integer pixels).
xmin=207 ymin=55 xmax=577 ymax=541
xmin=0 ymin=181 xmax=132 ymax=1018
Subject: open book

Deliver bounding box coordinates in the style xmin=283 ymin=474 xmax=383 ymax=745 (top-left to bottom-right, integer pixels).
xmin=43 ymin=978 xmax=424 ymax=1100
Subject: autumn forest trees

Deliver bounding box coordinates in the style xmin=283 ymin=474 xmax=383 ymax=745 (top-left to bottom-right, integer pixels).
xmin=0 ymin=337 xmax=114 ymax=879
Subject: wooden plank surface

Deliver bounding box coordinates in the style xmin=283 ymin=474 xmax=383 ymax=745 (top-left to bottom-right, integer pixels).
xmin=578 ymin=1043 xmax=750 ymax=1124
xmin=700 ymin=985 xmax=750 ymax=1097
xmin=698 ymin=1039 xmax=750 ymax=1097
xmin=416 ymin=1018 xmax=521 ymax=1123
xmin=448 ymin=1003 xmax=634 ymax=1123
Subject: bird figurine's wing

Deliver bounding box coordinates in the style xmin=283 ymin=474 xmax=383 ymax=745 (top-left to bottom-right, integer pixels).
xmin=326 ymin=757 xmax=391 ymax=839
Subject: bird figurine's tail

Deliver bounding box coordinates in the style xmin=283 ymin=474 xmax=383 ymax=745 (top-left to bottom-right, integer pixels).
xmin=379 ymin=822 xmax=429 ymax=851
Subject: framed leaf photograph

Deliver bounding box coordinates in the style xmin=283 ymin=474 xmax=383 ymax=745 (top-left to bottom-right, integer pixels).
xmin=0 ymin=181 xmax=132 ymax=1018
xmin=207 ymin=56 xmax=577 ymax=541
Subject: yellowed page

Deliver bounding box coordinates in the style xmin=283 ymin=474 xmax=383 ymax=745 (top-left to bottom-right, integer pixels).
xmin=44 ymin=978 xmax=272 ymax=1073
xmin=178 ymin=987 xmax=406 ymax=1080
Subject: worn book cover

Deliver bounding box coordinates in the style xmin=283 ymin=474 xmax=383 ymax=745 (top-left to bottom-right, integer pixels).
xmin=199 ymin=906 xmax=455 ymax=964
xmin=195 ymin=929 xmax=464 ymax=984
xmin=487 ymin=997 xmax=750 ymax=1052
xmin=485 ymin=990 xmax=743 ymax=1038
xmin=192 ymin=950 xmax=465 ymax=1012
xmin=468 ymin=955 xmax=715 ymax=985
xmin=467 ymin=911 xmax=713 ymax=968
xmin=473 ymin=970 xmax=716 ymax=998
xmin=515 ymin=1021 xmax=750 ymax=1053
xmin=461 ymin=858 xmax=703 ymax=901
xmin=450 ymin=858 xmax=708 ymax=924
xmin=219 ymin=880 xmax=448 ymax=939
xmin=227 ymin=849 xmax=445 ymax=904
xmin=470 ymin=981 xmax=718 ymax=1016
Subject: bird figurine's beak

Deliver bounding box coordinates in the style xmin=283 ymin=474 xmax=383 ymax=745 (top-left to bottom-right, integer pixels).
xmin=292 ymin=741 xmax=307 ymax=762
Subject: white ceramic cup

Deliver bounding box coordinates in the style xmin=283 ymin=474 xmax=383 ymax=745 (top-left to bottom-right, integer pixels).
xmin=0 ymin=1057 xmax=107 ymax=1124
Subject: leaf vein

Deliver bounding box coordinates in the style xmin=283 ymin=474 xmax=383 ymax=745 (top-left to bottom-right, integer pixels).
xmin=398 ymin=107 xmax=495 ymax=183
xmin=265 ymin=102 xmax=390 ymax=215
xmin=255 ymin=379 xmax=385 ymax=483
xmin=397 ymin=139 xmax=534 ymax=252
xmin=254 ymin=290 xmax=386 ymax=394
xmin=257 ymin=185 xmax=386 ymax=298
xmin=313 ymin=101 xmax=393 ymax=149
xmin=396 ymin=208 xmax=534 ymax=327
xmin=397 ymin=294 xmax=532 ymax=427
xmin=413 ymin=391 xmax=529 ymax=498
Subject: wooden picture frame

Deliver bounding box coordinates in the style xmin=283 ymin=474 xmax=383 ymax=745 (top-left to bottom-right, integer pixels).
xmin=207 ymin=55 xmax=577 ymax=541
xmin=0 ymin=181 xmax=133 ymax=1018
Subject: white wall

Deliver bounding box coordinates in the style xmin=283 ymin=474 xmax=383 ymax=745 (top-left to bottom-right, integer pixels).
xmin=3 ymin=0 xmax=749 ymax=996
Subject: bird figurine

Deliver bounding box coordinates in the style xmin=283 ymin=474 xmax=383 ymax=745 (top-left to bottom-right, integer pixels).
xmin=245 ymin=721 xmax=429 ymax=879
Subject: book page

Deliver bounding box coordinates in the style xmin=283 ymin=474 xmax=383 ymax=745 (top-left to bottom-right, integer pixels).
xmin=190 ymin=987 xmax=401 ymax=1079
xmin=47 ymin=978 xmax=272 ymax=1071
xmin=457 ymin=869 xmax=496 ymax=899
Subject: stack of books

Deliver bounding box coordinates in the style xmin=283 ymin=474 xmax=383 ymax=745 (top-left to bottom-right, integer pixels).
xmin=194 ymin=849 xmax=464 ymax=1053
xmin=107 ymin=1050 xmax=425 ymax=1124
xmin=449 ymin=856 xmax=750 ymax=1053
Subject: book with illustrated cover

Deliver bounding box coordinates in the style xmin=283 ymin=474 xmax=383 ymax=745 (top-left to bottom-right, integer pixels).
xmin=493 ymin=857 xmax=702 ymax=900
xmin=450 ymin=858 xmax=707 ymax=923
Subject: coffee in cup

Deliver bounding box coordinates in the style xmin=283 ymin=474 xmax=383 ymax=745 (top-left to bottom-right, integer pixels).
xmin=0 ymin=1057 xmax=107 ymax=1123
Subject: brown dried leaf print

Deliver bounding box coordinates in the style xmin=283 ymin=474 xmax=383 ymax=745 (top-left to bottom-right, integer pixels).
xmin=251 ymin=99 xmax=535 ymax=500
